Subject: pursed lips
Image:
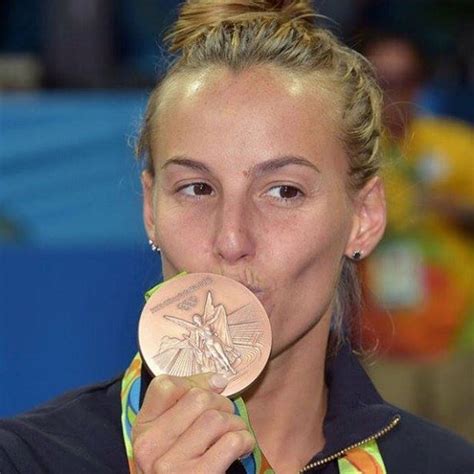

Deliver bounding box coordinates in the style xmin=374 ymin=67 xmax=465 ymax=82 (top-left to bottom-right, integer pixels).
xmin=217 ymin=270 xmax=267 ymax=303
xmin=223 ymin=275 xmax=263 ymax=294
xmin=242 ymin=283 xmax=264 ymax=294
xmin=236 ymin=281 xmax=266 ymax=303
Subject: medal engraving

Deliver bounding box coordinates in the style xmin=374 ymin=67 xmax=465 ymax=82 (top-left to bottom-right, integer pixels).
xmin=154 ymin=291 xmax=263 ymax=377
xmin=139 ymin=273 xmax=272 ymax=397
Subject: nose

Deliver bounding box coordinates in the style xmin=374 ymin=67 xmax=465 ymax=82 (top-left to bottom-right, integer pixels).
xmin=213 ymin=197 xmax=256 ymax=265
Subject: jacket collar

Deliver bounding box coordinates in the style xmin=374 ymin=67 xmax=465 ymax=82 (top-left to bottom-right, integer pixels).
xmin=308 ymin=343 xmax=399 ymax=465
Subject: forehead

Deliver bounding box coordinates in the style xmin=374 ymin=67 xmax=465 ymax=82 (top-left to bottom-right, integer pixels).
xmin=153 ymin=66 xmax=345 ymax=172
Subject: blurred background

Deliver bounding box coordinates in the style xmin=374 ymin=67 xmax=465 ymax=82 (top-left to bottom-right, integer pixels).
xmin=1 ymin=0 xmax=473 ymax=440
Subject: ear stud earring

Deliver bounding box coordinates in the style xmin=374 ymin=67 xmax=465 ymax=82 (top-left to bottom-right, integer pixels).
xmin=351 ymin=250 xmax=363 ymax=261
xmin=148 ymin=239 xmax=160 ymax=253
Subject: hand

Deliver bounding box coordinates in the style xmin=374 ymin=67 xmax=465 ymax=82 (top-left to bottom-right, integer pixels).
xmin=131 ymin=373 xmax=255 ymax=474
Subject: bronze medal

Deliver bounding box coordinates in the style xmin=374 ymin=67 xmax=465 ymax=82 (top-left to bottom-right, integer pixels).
xmin=138 ymin=273 xmax=272 ymax=397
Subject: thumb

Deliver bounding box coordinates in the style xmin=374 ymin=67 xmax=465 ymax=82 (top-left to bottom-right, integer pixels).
xmin=186 ymin=372 xmax=230 ymax=394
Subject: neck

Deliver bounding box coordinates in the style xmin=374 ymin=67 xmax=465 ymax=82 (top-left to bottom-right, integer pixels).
xmin=244 ymin=316 xmax=330 ymax=472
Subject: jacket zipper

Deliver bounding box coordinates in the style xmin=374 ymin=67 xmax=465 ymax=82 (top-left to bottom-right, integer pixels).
xmin=298 ymin=414 xmax=401 ymax=473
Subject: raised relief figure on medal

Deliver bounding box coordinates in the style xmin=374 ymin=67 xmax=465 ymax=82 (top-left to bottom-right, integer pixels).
xmin=139 ymin=273 xmax=272 ymax=397
xmin=155 ymin=290 xmax=266 ymax=376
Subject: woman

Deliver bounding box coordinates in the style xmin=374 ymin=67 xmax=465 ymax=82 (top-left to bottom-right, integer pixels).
xmin=1 ymin=0 xmax=472 ymax=472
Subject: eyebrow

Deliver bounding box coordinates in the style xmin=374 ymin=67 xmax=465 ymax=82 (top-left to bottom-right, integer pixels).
xmin=161 ymin=155 xmax=320 ymax=175
xmin=252 ymin=156 xmax=320 ymax=176
xmin=161 ymin=156 xmax=211 ymax=173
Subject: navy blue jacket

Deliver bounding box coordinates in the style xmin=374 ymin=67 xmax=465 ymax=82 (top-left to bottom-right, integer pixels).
xmin=1 ymin=344 xmax=472 ymax=473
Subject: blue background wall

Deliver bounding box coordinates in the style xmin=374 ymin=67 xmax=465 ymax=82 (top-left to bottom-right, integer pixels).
xmin=0 ymin=92 xmax=162 ymax=416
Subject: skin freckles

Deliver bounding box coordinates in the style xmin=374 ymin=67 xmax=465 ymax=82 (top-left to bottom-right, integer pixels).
xmin=142 ymin=65 xmax=366 ymax=359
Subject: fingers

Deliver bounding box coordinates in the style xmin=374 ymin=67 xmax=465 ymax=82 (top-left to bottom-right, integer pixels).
xmin=160 ymin=385 xmax=235 ymax=436
xmin=153 ymin=428 xmax=255 ymax=474
xmin=132 ymin=373 xmax=236 ymax=473
xmin=137 ymin=375 xmax=192 ymax=424
xmin=137 ymin=372 xmax=229 ymax=425
xmin=169 ymin=409 xmax=247 ymax=459
xmin=135 ymin=386 xmax=235 ymax=462
xmin=200 ymin=429 xmax=256 ymax=472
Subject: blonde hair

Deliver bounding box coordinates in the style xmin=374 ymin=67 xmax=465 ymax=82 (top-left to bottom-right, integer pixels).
xmin=136 ymin=0 xmax=384 ymax=352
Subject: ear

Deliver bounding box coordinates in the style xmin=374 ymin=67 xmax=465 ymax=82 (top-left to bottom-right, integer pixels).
xmin=141 ymin=170 xmax=158 ymax=244
xmin=345 ymin=176 xmax=386 ymax=259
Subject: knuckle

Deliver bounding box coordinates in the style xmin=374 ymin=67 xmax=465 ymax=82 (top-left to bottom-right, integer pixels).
xmin=244 ymin=431 xmax=256 ymax=452
xmin=153 ymin=375 xmax=177 ymax=395
xmin=132 ymin=435 xmax=154 ymax=469
xmin=232 ymin=415 xmax=247 ymax=431
xmin=154 ymin=374 xmax=172 ymax=384
xmin=152 ymin=458 xmax=173 ymax=474
xmin=202 ymin=408 xmax=226 ymax=429
xmin=224 ymin=431 xmax=245 ymax=452
xmin=189 ymin=387 xmax=212 ymax=410
xmin=225 ymin=430 xmax=255 ymax=454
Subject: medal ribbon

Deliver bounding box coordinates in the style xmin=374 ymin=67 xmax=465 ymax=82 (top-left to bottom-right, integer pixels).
xmin=121 ymin=276 xmax=274 ymax=473
xmin=120 ymin=277 xmax=386 ymax=474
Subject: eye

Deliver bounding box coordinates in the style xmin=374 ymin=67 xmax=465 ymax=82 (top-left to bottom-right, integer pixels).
xmin=178 ymin=182 xmax=214 ymax=197
xmin=266 ymin=185 xmax=303 ymax=200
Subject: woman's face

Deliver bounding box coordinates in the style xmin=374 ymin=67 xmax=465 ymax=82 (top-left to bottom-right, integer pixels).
xmin=143 ymin=67 xmax=382 ymax=357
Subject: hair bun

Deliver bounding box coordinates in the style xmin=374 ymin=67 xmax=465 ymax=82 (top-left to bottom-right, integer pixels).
xmin=167 ymin=0 xmax=316 ymax=53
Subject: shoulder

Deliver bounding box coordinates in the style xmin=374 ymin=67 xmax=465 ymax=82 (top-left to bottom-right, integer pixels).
xmin=379 ymin=406 xmax=474 ymax=473
xmin=0 ymin=375 xmax=128 ymax=474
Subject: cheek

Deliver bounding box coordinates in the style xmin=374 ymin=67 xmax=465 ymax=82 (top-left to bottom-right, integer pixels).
xmin=264 ymin=198 xmax=352 ymax=321
xmin=269 ymin=223 xmax=344 ymax=310
xmin=155 ymin=198 xmax=214 ymax=271
xmin=267 ymin=198 xmax=351 ymax=267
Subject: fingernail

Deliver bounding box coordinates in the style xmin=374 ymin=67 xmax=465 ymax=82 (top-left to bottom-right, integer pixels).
xmin=209 ymin=373 xmax=229 ymax=390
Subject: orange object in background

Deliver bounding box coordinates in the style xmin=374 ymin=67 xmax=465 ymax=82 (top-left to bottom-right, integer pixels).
xmin=360 ymin=251 xmax=469 ymax=358
xmin=358 ymin=118 xmax=474 ymax=358
xmin=361 ymin=36 xmax=474 ymax=359
xmin=358 ymin=160 xmax=474 ymax=358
